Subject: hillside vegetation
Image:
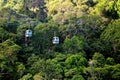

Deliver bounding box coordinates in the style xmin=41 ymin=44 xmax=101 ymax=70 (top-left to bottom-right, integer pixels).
xmin=0 ymin=0 xmax=120 ymax=80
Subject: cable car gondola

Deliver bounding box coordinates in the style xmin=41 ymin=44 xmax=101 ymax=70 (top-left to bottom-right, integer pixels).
xmin=25 ymin=29 xmax=32 ymax=38
xmin=52 ymin=36 xmax=59 ymax=44
xmin=25 ymin=29 xmax=32 ymax=46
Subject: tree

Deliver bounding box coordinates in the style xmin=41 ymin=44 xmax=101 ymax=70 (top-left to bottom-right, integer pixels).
xmin=72 ymin=74 xmax=85 ymax=80
xmin=19 ymin=73 xmax=33 ymax=80
xmin=0 ymin=27 xmax=9 ymax=42
xmin=16 ymin=63 xmax=25 ymax=78
xmin=0 ymin=0 xmax=23 ymax=11
xmin=92 ymin=52 xmax=105 ymax=67
xmin=105 ymin=57 xmax=115 ymax=65
xmin=90 ymin=0 xmax=120 ymax=19
xmin=33 ymin=73 xmax=44 ymax=80
xmin=65 ymin=54 xmax=87 ymax=79
xmin=63 ymin=36 xmax=84 ymax=53
xmin=93 ymin=64 xmax=120 ymax=80
xmin=101 ymin=20 xmax=120 ymax=53
xmin=21 ymin=0 xmax=47 ymax=21
xmin=0 ymin=39 xmax=22 ymax=80
xmin=45 ymin=0 xmax=88 ymax=23
xmin=0 ymin=39 xmax=21 ymax=59
xmin=28 ymin=58 xmax=63 ymax=80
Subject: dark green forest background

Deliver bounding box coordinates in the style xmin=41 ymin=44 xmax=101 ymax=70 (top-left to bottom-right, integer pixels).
xmin=0 ymin=0 xmax=120 ymax=80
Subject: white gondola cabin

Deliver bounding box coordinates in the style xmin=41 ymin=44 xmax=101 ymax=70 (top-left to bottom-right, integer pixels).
xmin=25 ymin=29 xmax=32 ymax=37
xmin=53 ymin=36 xmax=59 ymax=44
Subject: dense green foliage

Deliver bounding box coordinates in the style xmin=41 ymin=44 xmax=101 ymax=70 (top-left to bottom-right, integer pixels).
xmin=0 ymin=0 xmax=120 ymax=80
